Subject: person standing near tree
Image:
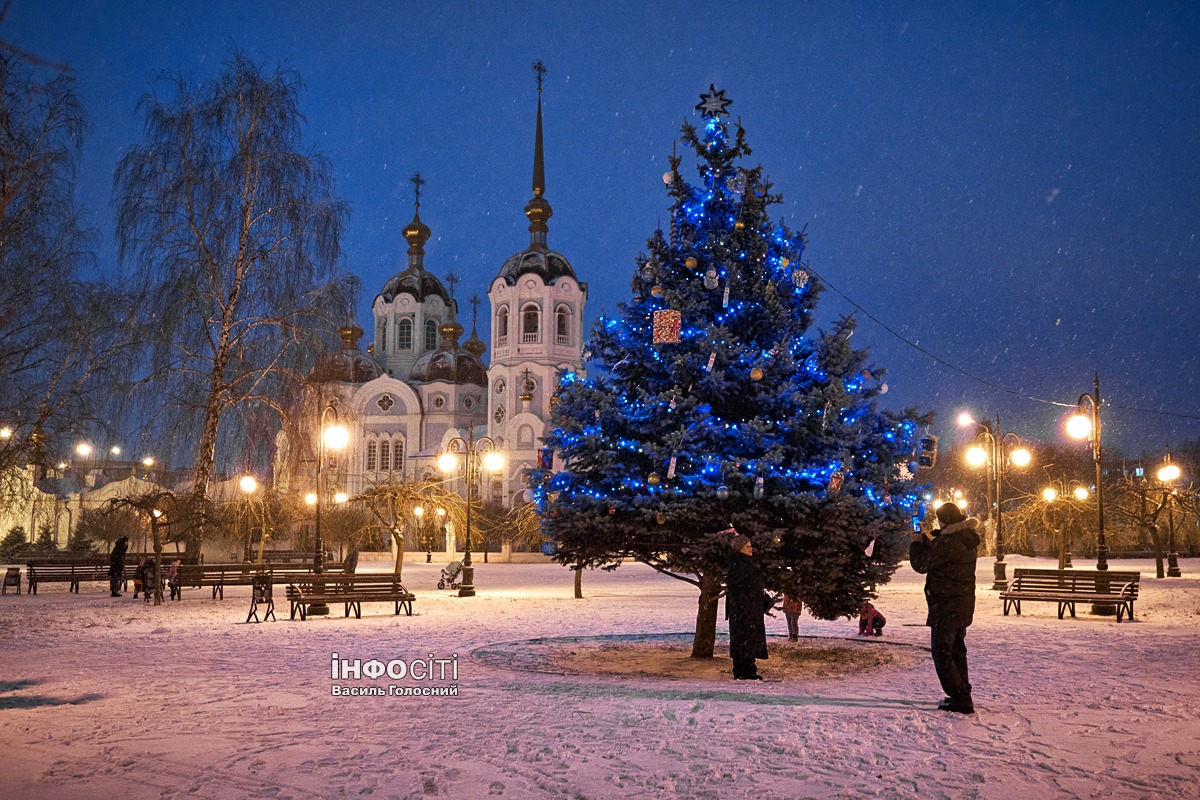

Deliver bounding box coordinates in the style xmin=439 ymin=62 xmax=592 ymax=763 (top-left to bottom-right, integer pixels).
xmin=910 ymin=503 xmax=981 ymax=714
xmin=781 ymin=592 xmax=803 ymax=642
xmin=725 ymin=531 xmax=769 ymax=680
xmin=108 ymin=536 xmax=129 ymax=597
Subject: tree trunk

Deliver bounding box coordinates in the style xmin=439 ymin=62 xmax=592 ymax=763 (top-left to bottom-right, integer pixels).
xmin=392 ymin=528 xmax=405 ymax=580
xmin=151 ymin=523 xmax=164 ymax=606
xmin=573 ymin=564 xmax=583 ymax=599
xmin=691 ymin=571 xmax=722 ymax=659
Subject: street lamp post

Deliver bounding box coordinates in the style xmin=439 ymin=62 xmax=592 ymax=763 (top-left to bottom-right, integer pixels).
xmin=438 ymin=427 xmax=504 ymax=598
xmin=1157 ymin=458 xmax=1182 ymax=578
xmin=311 ymin=403 xmax=350 ymax=616
xmin=1041 ymin=482 xmax=1088 ymax=569
xmin=961 ymin=413 xmax=1031 ymax=591
xmin=240 ymin=474 xmax=270 ymax=564
xmin=1066 ymin=374 xmax=1107 ymax=571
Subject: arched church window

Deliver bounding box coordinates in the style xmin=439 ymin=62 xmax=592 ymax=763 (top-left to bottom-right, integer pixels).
xmin=425 ymin=319 xmax=438 ymax=351
xmin=522 ymin=304 xmax=540 ymax=344
xmin=555 ymin=305 xmax=573 ymax=346
xmin=496 ymin=306 xmax=509 ymax=347
xmin=379 ymin=440 xmax=391 ymax=472
xmin=366 ymin=441 xmax=377 ymax=472
xmin=397 ymin=318 xmax=413 ymax=350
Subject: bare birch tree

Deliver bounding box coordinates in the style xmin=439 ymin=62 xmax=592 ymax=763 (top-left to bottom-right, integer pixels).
xmin=114 ymin=52 xmax=355 ymax=554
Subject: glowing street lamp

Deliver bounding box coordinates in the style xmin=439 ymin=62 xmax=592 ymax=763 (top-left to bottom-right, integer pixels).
xmin=1066 ymin=374 xmax=1107 ymax=571
xmin=310 ymin=403 xmax=350 ymax=615
xmin=439 ymin=427 xmax=505 ymax=597
xmin=959 ymin=413 xmax=1032 ymax=590
xmin=75 ymin=442 xmax=92 ymax=457
xmin=1157 ymin=457 xmax=1182 ymax=577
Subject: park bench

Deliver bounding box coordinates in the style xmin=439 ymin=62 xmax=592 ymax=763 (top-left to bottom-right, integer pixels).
xmin=3 ymin=566 xmax=22 ymax=594
xmin=1001 ymin=568 xmax=1141 ymax=622
xmin=27 ymin=561 xmax=110 ymax=593
xmin=286 ymin=575 xmax=415 ymax=621
xmin=177 ymin=562 xmax=343 ymax=599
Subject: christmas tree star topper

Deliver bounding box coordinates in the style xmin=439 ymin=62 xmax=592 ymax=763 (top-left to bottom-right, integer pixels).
xmin=695 ymin=84 xmax=732 ymax=118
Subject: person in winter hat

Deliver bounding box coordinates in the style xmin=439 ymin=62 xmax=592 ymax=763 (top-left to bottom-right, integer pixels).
xmin=108 ymin=536 xmax=129 ymax=597
xmin=910 ymin=502 xmax=980 ymax=714
xmin=724 ymin=529 xmax=770 ymax=680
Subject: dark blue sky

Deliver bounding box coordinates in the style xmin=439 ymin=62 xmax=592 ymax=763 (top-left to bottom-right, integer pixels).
xmin=9 ymin=1 xmax=1199 ymax=455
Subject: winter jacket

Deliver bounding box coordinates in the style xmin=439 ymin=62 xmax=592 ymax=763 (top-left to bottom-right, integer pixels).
xmin=909 ymin=517 xmax=980 ymax=629
xmin=781 ymin=594 xmax=804 ymax=616
xmin=109 ymin=537 xmax=129 ymax=578
xmin=725 ymin=549 xmax=769 ymax=662
xmin=859 ymin=602 xmax=886 ymax=631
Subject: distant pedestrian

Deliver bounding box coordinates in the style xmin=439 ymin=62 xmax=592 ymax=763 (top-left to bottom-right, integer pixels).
xmin=138 ymin=557 xmax=156 ymax=603
xmin=725 ymin=530 xmax=769 ymax=680
xmin=108 ymin=536 xmax=129 ymax=597
xmin=858 ymin=600 xmax=886 ymax=636
xmin=782 ymin=593 xmax=803 ymax=641
xmin=910 ymin=502 xmax=981 ymax=714
xmin=167 ymin=558 xmax=182 ymax=601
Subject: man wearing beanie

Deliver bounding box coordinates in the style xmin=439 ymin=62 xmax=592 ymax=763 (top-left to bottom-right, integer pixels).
xmin=910 ymin=502 xmax=981 ymax=713
xmin=724 ymin=529 xmax=769 ymax=680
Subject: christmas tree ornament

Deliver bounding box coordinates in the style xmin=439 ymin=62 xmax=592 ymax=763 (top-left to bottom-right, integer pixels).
xmin=705 ymin=351 xmax=717 ymax=372
xmin=879 ymin=383 xmax=889 ymax=394
xmin=650 ymin=285 xmax=664 ymax=298
xmin=716 ymin=485 xmax=729 ymax=501
xmin=828 ymin=470 xmax=845 ymax=494
xmin=695 ymin=84 xmax=733 ymax=118
xmin=792 ymin=268 xmax=809 ymax=289
xmin=722 ymin=283 xmax=730 ymax=307
xmin=735 ymin=220 xmax=745 ymax=230
xmin=609 ymin=506 xmax=616 ymax=515
xmin=667 ymin=455 xmax=678 ymax=480
xmin=652 ymin=309 xmax=681 ymax=343
xmin=703 ymin=267 xmax=719 ymax=290
xmin=781 ymin=256 xmax=790 ymax=268
xmin=685 ymin=256 xmax=698 ymax=269
xmin=750 ymin=367 xmax=764 ymax=381
xmin=657 ymin=511 xmax=666 ymax=525
xmin=753 ymin=475 xmax=765 ymax=500
xmin=647 ymin=472 xmax=661 ymax=486
xmin=641 ymin=263 xmax=657 ymax=282
xmin=663 ymin=171 xmax=674 ymax=184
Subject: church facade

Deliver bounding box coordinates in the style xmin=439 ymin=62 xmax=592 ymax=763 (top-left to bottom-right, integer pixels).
xmin=283 ymin=82 xmax=586 ymax=522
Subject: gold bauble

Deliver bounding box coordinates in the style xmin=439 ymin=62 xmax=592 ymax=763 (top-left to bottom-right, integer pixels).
xmin=685 ymin=257 xmax=698 ymax=269
xmin=735 ymin=220 xmax=745 ymax=230
xmin=651 ymin=285 xmax=664 ymax=297
xmin=750 ymin=367 xmax=764 ymax=381
xmin=647 ymin=472 xmax=661 ymax=485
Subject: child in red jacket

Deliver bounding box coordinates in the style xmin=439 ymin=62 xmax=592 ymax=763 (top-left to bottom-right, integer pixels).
xmin=859 ymin=600 xmax=886 ymax=636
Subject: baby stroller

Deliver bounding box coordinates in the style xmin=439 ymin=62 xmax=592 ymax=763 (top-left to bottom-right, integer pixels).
xmin=438 ymin=561 xmax=463 ymax=590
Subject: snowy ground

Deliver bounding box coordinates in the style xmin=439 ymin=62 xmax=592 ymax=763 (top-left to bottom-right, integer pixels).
xmin=1 ymin=555 xmax=1197 ymax=800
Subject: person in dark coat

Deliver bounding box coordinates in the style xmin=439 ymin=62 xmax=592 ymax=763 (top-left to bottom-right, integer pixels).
xmin=910 ymin=502 xmax=981 ymax=714
xmin=108 ymin=536 xmax=129 ymax=597
xmin=725 ymin=531 xmax=769 ymax=680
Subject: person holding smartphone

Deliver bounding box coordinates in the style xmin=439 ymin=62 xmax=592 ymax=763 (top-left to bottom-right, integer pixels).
xmin=910 ymin=502 xmax=980 ymax=713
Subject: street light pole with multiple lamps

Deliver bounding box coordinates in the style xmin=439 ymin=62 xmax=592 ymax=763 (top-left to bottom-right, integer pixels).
xmin=959 ymin=412 xmax=1032 ymax=591
xmin=438 ymin=428 xmax=504 ymax=598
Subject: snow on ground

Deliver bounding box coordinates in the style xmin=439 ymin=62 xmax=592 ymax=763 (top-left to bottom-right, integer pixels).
xmin=1 ymin=555 xmax=1198 ymax=799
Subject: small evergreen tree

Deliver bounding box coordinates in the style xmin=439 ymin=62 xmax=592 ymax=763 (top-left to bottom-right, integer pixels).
xmin=0 ymin=526 xmax=28 ymax=562
xmin=539 ymin=88 xmax=930 ymax=657
xmin=33 ymin=523 xmax=57 ymax=555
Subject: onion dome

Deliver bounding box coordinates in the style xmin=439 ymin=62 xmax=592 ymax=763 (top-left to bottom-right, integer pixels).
xmin=308 ymin=323 xmax=383 ymax=384
xmin=377 ymin=175 xmax=452 ymax=304
xmin=409 ymin=321 xmax=487 ymax=386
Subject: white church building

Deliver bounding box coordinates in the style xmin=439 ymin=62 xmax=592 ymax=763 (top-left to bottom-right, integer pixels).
xmin=279 ymin=81 xmax=586 ymax=541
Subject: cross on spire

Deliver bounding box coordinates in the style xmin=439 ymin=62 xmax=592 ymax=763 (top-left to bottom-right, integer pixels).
xmin=532 ymin=59 xmax=547 ymax=93
xmin=469 ymin=294 xmax=481 ymax=327
xmin=410 ymin=172 xmax=424 ymax=206
xmin=445 ymin=271 xmax=460 ymax=301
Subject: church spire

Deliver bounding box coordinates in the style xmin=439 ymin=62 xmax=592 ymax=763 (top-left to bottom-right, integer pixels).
xmin=524 ymin=60 xmax=553 ymax=250
xmin=402 ymin=172 xmax=431 ymax=269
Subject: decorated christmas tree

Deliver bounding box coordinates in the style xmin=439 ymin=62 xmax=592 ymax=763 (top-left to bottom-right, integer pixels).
xmin=537 ymin=87 xmax=931 ymax=658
